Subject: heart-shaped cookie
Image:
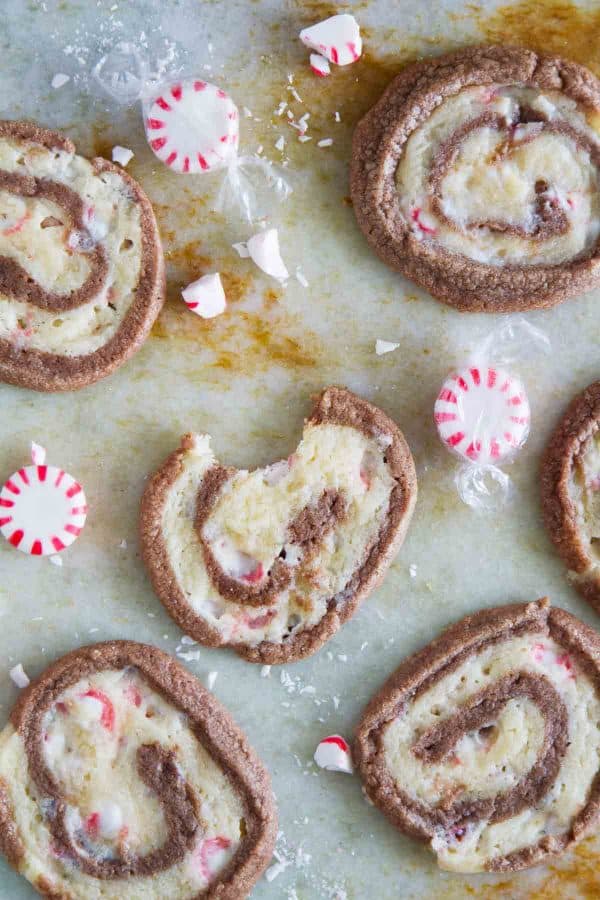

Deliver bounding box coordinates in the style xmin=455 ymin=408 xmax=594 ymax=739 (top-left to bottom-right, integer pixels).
xmin=0 ymin=120 xmax=164 ymax=390
xmin=140 ymin=387 xmax=417 ymax=664
xmin=0 ymin=641 xmax=276 ymax=899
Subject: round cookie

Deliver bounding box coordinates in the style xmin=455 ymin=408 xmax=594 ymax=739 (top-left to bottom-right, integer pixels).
xmin=541 ymin=381 xmax=600 ymax=611
xmin=350 ymin=46 xmax=600 ymax=312
xmin=0 ymin=641 xmax=276 ymax=899
xmin=0 ymin=120 xmax=165 ymax=390
xmin=354 ymin=598 xmax=600 ymax=873
xmin=140 ymin=386 xmax=417 ymax=664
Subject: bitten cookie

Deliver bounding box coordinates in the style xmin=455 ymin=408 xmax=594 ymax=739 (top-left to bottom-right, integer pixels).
xmin=0 ymin=120 xmax=165 ymax=390
xmin=351 ymin=46 xmax=600 ymax=312
xmin=354 ymin=598 xmax=600 ymax=873
xmin=140 ymin=386 xmax=417 ymax=664
xmin=541 ymin=381 xmax=600 ymax=611
xmin=0 ymin=641 xmax=276 ymax=899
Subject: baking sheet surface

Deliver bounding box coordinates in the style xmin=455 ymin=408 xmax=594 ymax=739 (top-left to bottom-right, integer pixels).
xmin=1 ymin=0 xmax=600 ymax=897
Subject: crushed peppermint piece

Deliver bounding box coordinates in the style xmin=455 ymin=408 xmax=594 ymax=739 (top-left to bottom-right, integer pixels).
xmin=295 ymin=267 xmax=309 ymax=287
xmin=206 ymin=671 xmax=218 ymax=690
xmin=275 ymin=135 xmax=285 ymax=151
xmin=49 ymin=555 xmax=63 ymax=567
xmin=299 ymin=14 xmax=362 ymax=66
xmin=119 ymin=539 xmax=127 ymax=549
xmin=9 ymin=663 xmax=30 ymax=689
xmin=314 ymin=735 xmax=354 ymax=773
xmin=409 ymin=563 xmax=418 ymax=577
xmin=375 ymin=339 xmax=400 ymax=355
xmin=261 ymin=665 xmax=272 ymax=678
xmin=30 ymin=442 xmax=47 ymax=465
xmin=243 ymin=106 xmax=253 ymax=118
xmin=232 ymin=241 xmax=250 ymax=258
xmin=275 ymin=101 xmax=288 ymax=116
xmin=51 ymin=73 xmax=70 ymax=89
xmin=334 ymin=111 xmax=341 ymax=122
xmin=181 ymin=635 xmax=197 ymax=645
xmin=111 ymin=145 xmax=134 ymax=167
xmin=317 ymin=138 xmax=333 ymax=148
xmin=287 ymin=86 xmax=303 ymax=103
xmin=181 ymin=272 xmax=226 ymax=318
xmin=310 ymin=53 xmax=331 ymax=77
xmin=247 ymin=228 xmax=289 ymax=281
xmin=177 ymin=649 xmax=201 ymax=662
xmin=298 ymin=135 xmax=312 ymax=143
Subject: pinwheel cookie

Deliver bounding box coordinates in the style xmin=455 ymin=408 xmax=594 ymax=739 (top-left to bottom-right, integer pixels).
xmin=141 ymin=387 xmax=417 ymax=664
xmin=0 ymin=120 xmax=164 ymax=391
xmin=0 ymin=641 xmax=276 ymax=899
xmin=542 ymin=381 xmax=600 ymax=611
xmin=355 ymin=598 xmax=600 ymax=873
xmin=351 ymin=46 xmax=600 ymax=312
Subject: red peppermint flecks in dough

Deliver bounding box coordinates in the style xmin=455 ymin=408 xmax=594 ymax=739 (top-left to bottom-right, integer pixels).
xmin=82 ymin=689 xmax=115 ymax=730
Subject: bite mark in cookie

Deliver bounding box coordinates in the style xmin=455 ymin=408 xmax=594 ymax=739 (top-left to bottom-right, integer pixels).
xmin=354 ymin=599 xmax=600 ymax=872
xmin=0 ymin=120 xmax=165 ymax=390
xmin=351 ymin=46 xmax=600 ymax=312
xmin=541 ymin=381 xmax=600 ymax=611
xmin=0 ymin=641 xmax=276 ymax=899
xmin=140 ymin=387 xmax=417 ymax=664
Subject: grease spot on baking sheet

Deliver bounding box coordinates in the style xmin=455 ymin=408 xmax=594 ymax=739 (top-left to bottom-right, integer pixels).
xmin=466 ymin=0 xmax=600 ymax=76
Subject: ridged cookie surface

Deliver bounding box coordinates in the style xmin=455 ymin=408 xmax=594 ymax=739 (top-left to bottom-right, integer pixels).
xmin=0 ymin=641 xmax=276 ymax=899
xmin=542 ymin=380 xmax=600 ymax=611
xmin=351 ymin=46 xmax=600 ymax=312
xmin=355 ymin=598 xmax=600 ymax=873
xmin=140 ymin=387 xmax=417 ymax=664
xmin=0 ymin=120 xmax=164 ymax=390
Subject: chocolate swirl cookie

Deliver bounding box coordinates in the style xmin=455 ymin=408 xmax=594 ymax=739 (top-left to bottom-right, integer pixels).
xmin=140 ymin=387 xmax=417 ymax=664
xmin=0 ymin=641 xmax=276 ymax=899
xmin=351 ymin=46 xmax=600 ymax=312
xmin=355 ymin=599 xmax=600 ymax=872
xmin=0 ymin=121 xmax=164 ymax=390
xmin=542 ymin=381 xmax=600 ymax=611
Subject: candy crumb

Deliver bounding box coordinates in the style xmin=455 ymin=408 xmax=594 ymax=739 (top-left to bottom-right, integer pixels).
xmin=295 ymin=267 xmax=309 ymax=288
xmin=206 ymin=671 xmax=218 ymax=690
xmin=275 ymin=136 xmax=285 ymax=151
xmin=232 ymin=241 xmax=250 ymax=258
xmin=49 ymin=555 xmax=63 ymax=568
xmin=51 ymin=73 xmax=70 ymax=89
xmin=9 ymin=664 xmax=30 ymax=689
xmin=111 ymin=145 xmax=134 ymax=167
xmin=261 ymin=665 xmax=272 ymax=678
xmin=375 ymin=339 xmax=400 ymax=356
xmin=310 ymin=53 xmax=331 ymax=77
xmin=317 ymin=138 xmax=334 ymax=148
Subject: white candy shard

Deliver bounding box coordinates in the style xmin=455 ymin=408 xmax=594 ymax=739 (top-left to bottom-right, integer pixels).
xmin=299 ymin=14 xmax=362 ymax=67
xmin=232 ymin=241 xmax=250 ymax=258
xmin=51 ymin=73 xmax=70 ymax=89
xmin=206 ymin=671 xmax=218 ymax=690
xmin=30 ymin=442 xmax=47 ymax=466
xmin=49 ymin=555 xmax=63 ymax=567
xmin=145 ymin=79 xmax=239 ymax=174
xmin=111 ymin=145 xmax=134 ymax=166
xmin=247 ymin=229 xmax=289 ymax=281
xmin=314 ymin=735 xmax=354 ymax=774
xmin=98 ymin=803 xmax=123 ymax=838
xmin=181 ymin=273 xmax=227 ymax=318
xmin=375 ymin=340 xmax=400 ymax=356
xmin=310 ymin=53 xmax=331 ymax=77
xmin=9 ymin=664 xmax=30 ymax=689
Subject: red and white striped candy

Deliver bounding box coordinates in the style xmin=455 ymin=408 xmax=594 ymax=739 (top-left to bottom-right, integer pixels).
xmin=299 ymin=14 xmax=362 ymax=67
xmin=314 ymin=734 xmax=354 ymax=774
xmin=182 ymin=273 xmax=226 ymax=318
xmin=434 ymin=366 xmax=530 ymax=464
xmin=0 ymin=444 xmax=87 ymax=556
xmin=145 ymin=80 xmax=239 ymax=174
xmin=310 ymin=53 xmax=331 ymax=77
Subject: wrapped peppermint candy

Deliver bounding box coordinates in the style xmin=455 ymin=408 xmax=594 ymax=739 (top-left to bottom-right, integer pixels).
xmin=92 ymin=42 xmax=290 ymax=224
xmin=434 ymin=318 xmax=549 ymax=510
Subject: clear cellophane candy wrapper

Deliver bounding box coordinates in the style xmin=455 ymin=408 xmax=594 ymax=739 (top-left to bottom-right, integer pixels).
xmin=93 ymin=41 xmax=291 ymax=224
xmin=434 ymin=317 xmax=550 ymax=511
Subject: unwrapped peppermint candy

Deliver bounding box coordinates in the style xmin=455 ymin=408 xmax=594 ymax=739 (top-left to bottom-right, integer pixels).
xmin=314 ymin=735 xmax=354 ymax=774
